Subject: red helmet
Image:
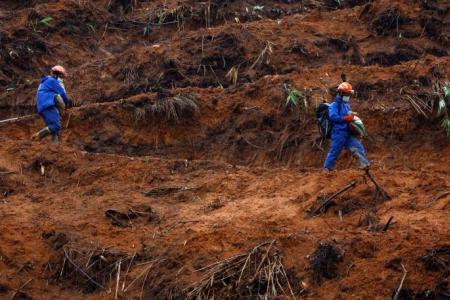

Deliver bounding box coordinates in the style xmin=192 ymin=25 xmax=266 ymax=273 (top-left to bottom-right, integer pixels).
xmin=338 ymin=82 xmax=354 ymax=93
xmin=51 ymin=65 xmax=67 ymax=77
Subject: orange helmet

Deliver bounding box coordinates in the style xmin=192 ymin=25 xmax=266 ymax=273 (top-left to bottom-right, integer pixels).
xmin=51 ymin=65 xmax=67 ymax=77
xmin=337 ymin=82 xmax=354 ymax=93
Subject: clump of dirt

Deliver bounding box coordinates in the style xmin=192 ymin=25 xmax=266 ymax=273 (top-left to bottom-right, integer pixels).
xmin=42 ymin=231 xmax=69 ymax=250
xmin=0 ymin=283 xmax=10 ymax=294
xmin=309 ymin=243 xmax=343 ymax=284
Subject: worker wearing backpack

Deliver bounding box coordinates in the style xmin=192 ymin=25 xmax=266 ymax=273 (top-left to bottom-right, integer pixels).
xmin=323 ymin=82 xmax=369 ymax=170
xmin=32 ymin=65 xmax=71 ymax=144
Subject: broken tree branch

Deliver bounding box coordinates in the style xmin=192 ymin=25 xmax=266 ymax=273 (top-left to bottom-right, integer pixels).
xmin=309 ymin=180 xmax=357 ymax=216
xmin=430 ymin=191 xmax=450 ymax=203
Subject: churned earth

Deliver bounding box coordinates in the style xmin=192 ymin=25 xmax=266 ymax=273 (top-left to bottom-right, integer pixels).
xmin=0 ymin=0 xmax=449 ymax=299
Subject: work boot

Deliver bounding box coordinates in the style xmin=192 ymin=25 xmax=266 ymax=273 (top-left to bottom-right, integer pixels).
xmin=356 ymin=159 xmax=369 ymax=170
xmin=51 ymin=134 xmax=59 ymax=145
xmin=350 ymin=147 xmax=369 ymax=170
xmin=32 ymin=127 xmax=51 ymax=141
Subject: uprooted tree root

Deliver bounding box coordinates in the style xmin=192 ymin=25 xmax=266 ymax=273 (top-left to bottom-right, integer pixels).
xmin=186 ymin=240 xmax=295 ymax=299
xmin=309 ymin=243 xmax=343 ymax=285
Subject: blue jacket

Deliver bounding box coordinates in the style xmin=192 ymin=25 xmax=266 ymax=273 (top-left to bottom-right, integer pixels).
xmin=328 ymin=95 xmax=350 ymax=133
xmin=36 ymin=76 xmax=69 ymax=113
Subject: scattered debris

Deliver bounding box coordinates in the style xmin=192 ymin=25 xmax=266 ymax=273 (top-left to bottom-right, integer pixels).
xmin=421 ymin=246 xmax=450 ymax=273
xmin=385 ymin=257 xmax=403 ymax=271
xmin=382 ymin=216 xmax=394 ymax=232
xmin=307 ymin=181 xmax=356 ymax=217
xmin=105 ymin=205 xmax=159 ymax=227
xmin=10 ymin=279 xmax=33 ymax=300
xmin=356 ymin=210 xmax=394 ymax=232
xmin=428 ymin=190 xmax=450 ymax=205
xmin=156 ymin=220 xmax=199 ymax=237
xmin=203 ymin=198 xmax=225 ymax=212
xmin=42 ymin=232 xmax=69 ymax=250
xmin=187 ymin=241 xmax=295 ymax=299
xmin=50 ymin=246 xmax=135 ymax=293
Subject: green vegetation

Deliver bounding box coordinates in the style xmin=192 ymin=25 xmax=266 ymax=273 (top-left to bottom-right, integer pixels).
xmin=286 ymin=88 xmax=307 ymax=111
xmin=30 ymin=16 xmax=53 ymax=33
xmin=436 ymin=81 xmax=450 ymax=136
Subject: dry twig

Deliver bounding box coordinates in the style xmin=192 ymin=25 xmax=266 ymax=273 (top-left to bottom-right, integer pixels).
xmin=365 ymin=169 xmax=391 ymax=201
xmin=393 ymin=264 xmax=408 ymax=300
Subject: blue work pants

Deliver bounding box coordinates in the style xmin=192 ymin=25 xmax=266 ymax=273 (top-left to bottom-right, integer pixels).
xmin=39 ymin=106 xmax=61 ymax=135
xmin=324 ymin=131 xmax=369 ymax=170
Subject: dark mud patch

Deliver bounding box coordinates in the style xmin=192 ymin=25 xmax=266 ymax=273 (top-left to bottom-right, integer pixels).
xmin=365 ymin=44 xmax=422 ymax=66
xmin=310 ymin=243 xmax=343 ymax=284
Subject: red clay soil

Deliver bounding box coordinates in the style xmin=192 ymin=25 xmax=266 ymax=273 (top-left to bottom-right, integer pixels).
xmin=0 ymin=0 xmax=449 ymax=299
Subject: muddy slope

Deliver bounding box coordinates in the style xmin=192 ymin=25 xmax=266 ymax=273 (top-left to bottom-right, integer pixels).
xmin=0 ymin=0 xmax=449 ymax=299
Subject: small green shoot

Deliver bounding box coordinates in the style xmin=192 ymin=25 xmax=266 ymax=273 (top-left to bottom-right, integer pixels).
xmin=39 ymin=17 xmax=53 ymax=26
xmin=30 ymin=16 xmax=53 ymax=33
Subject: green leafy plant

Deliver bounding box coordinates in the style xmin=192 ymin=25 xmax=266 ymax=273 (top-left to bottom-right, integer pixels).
xmin=436 ymin=81 xmax=450 ymax=136
xmin=443 ymin=84 xmax=450 ymax=98
xmin=286 ymin=88 xmax=307 ymax=111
